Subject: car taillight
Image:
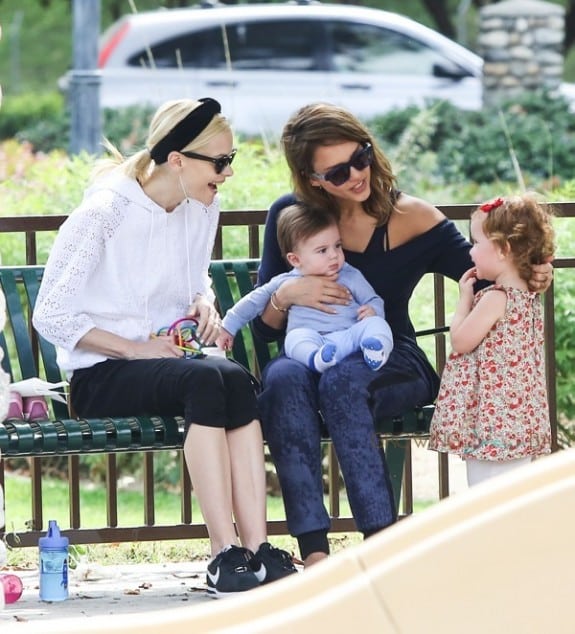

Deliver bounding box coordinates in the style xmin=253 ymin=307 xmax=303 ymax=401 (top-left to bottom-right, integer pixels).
xmin=98 ymin=21 xmax=131 ymax=68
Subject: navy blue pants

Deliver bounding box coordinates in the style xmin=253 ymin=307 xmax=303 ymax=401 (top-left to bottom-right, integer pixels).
xmin=259 ymin=337 xmax=438 ymax=558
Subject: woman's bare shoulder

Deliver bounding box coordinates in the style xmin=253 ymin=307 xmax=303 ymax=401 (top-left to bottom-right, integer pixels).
xmin=389 ymin=193 xmax=446 ymax=245
xmin=396 ymin=193 xmax=445 ymax=222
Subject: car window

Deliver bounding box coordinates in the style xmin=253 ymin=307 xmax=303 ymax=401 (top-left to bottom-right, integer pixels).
xmin=127 ymin=20 xmax=324 ymax=72
xmin=328 ymin=21 xmax=453 ymax=75
xmin=223 ymin=20 xmax=324 ymax=71
xmin=127 ymin=28 xmax=216 ymax=68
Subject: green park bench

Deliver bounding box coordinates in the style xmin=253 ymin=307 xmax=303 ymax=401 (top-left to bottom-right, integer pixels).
xmin=0 ymin=260 xmax=433 ymax=548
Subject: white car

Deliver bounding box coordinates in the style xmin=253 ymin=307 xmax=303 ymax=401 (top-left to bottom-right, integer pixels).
xmin=70 ymin=2 xmax=565 ymax=136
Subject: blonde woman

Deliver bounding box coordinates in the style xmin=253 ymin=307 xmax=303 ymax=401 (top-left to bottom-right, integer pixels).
xmin=33 ymin=98 xmax=296 ymax=597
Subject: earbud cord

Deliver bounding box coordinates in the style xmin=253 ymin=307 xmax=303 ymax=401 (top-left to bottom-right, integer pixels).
xmin=178 ymin=174 xmax=194 ymax=308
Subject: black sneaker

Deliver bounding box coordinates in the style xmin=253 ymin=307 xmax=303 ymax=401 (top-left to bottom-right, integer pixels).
xmin=206 ymin=545 xmax=260 ymax=598
xmin=250 ymin=542 xmax=298 ymax=584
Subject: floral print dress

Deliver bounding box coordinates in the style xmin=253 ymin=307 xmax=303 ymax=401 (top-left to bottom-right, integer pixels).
xmin=429 ymin=285 xmax=551 ymax=461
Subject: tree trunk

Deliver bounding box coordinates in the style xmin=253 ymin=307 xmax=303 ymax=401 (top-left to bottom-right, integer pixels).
xmin=565 ymin=0 xmax=575 ymax=52
xmin=421 ymin=0 xmax=456 ymax=39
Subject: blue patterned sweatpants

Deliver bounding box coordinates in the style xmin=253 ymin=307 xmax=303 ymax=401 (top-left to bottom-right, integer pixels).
xmin=259 ymin=337 xmax=438 ymax=538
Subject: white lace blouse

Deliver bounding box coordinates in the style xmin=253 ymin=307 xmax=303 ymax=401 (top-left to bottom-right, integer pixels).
xmin=33 ymin=173 xmax=219 ymax=374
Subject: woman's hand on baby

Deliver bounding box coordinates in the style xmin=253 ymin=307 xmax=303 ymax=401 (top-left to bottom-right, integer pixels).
xmin=279 ymin=276 xmax=351 ymax=314
xmin=357 ymin=305 xmax=375 ymax=320
xmin=528 ymin=259 xmax=554 ymax=293
xmin=188 ymin=295 xmax=221 ymax=345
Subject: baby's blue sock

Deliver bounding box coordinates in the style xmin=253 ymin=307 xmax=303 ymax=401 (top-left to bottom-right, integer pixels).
xmin=309 ymin=343 xmax=337 ymax=373
xmin=361 ymin=337 xmax=387 ymax=371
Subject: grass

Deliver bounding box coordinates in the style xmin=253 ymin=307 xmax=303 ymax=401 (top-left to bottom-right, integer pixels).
xmin=3 ymin=471 xmax=434 ymax=569
xmin=2 ymin=471 xmax=295 ymax=568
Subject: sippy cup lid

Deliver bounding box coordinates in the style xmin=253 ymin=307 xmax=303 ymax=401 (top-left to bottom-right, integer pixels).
xmin=38 ymin=520 xmax=69 ymax=548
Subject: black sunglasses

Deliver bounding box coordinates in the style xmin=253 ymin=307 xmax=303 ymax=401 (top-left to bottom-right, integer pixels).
xmin=180 ymin=149 xmax=237 ymax=174
xmin=311 ymin=143 xmax=373 ymax=186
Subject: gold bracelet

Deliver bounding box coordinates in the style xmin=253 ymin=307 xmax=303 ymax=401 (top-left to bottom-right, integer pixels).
xmin=270 ymin=291 xmax=288 ymax=313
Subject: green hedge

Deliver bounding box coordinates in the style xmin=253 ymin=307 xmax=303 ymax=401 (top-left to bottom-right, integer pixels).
xmin=370 ymin=90 xmax=575 ymax=186
xmin=0 ymin=91 xmax=156 ymax=154
xmin=5 ymin=90 xmax=575 ymax=188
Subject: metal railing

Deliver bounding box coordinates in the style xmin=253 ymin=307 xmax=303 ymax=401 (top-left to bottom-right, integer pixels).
xmin=0 ymin=203 xmax=571 ymax=546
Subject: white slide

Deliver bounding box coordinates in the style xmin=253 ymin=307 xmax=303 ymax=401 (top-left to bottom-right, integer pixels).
xmin=9 ymin=448 xmax=575 ymax=633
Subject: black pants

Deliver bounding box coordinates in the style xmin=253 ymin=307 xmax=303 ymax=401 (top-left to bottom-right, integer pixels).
xmin=70 ymin=357 xmax=259 ymax=432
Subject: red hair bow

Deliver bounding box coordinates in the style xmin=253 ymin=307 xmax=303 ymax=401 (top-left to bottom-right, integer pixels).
xmin=479 ymin=197 xmax=504 ymax=213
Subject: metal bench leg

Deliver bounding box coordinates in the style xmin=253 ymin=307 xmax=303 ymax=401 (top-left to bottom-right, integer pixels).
xmin=384 ymin=438 xmax=408 ymax=516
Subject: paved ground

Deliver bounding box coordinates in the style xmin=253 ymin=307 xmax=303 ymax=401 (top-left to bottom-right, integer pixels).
xmin=0 ymin=560 xmax=214 ymax=626
xmin=0 ymin=444 xmax=468 ymax=626
xmin=411 ymin=442 xmax=468 ymax=500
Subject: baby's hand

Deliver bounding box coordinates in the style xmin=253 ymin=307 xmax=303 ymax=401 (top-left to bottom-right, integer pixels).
xmin=357 ymin=304 xmax=375 ymax=320
xmin=216 ymin=329 xmax=234 ymax=351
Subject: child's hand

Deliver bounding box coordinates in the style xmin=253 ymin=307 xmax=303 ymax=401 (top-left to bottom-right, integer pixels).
xmin=357 ymin=304 xmax=375 ymax=320
xmin=216 ymin=329 xmax=234 ymax=351
xmin=458 ymin=267 xmax=477 ymax=302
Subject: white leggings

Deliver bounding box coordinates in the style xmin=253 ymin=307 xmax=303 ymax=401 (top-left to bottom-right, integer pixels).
xmin=466 ymin=457 xmax=532 ymax=487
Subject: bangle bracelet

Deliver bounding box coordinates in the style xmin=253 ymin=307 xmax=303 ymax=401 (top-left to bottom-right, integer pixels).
xmin=270 ymin=291 xmax=288 ymax=313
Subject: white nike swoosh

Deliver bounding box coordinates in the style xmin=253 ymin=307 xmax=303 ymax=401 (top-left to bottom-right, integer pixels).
xmin=252 ymin=562 xmax=267 ymax=583
xmin=207 ymin=567 xmax=220 ymax=586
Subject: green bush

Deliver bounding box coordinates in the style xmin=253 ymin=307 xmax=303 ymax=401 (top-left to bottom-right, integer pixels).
xmin=17 ymin=115 xmax=71 ymax=154
xmin=0 ymin=92 xmax=157 ymax=154
xmin=553 ymin=268 xmax=575 ymax=444
xmin=0 ymin=92 xmax=66 ymax=140
xmin=102 ymin=105 xmax=156 ymax=151
xmin=369 ymin=91 xmax=575 ymax=186
xmin=6 ymin=90 xmax=575 ymax=188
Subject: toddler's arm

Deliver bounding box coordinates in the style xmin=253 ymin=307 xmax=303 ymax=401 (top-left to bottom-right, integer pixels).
xmin=222 ymin=276 xmax=284 ymax=336
xmin=450 ymin=268 xmax=506 ymax=353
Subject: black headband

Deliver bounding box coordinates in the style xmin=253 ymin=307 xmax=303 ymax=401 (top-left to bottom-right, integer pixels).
xmin=149 ymin=98 xmax=222 ymax=164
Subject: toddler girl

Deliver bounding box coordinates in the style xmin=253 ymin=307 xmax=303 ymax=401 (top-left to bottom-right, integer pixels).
xmin=429 ymin=194 xmax=555 ymax=486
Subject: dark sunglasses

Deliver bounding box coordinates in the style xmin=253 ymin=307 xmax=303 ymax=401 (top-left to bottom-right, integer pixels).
xmin=311 ymin=143 xmax=373 ymax=186
xmin=180 ymin=148 xmax=237 ymax=174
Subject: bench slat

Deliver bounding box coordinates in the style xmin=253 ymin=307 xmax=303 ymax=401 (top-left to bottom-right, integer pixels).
xmin=210 ymin=260 xmax=251 ymax=370
xmin=30 ymin=420 xmax=60 ymax=453
xmin=150 ymin=416 xmax=183 ymax=447
xmin=2 ymin=419 xmax=38 ymax=453
xmin=0 ymin=268 xmax=38 ymax=380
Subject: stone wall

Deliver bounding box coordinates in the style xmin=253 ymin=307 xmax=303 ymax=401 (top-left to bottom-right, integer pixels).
xmin=479 ymin=0 xmax=565 ymax=106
